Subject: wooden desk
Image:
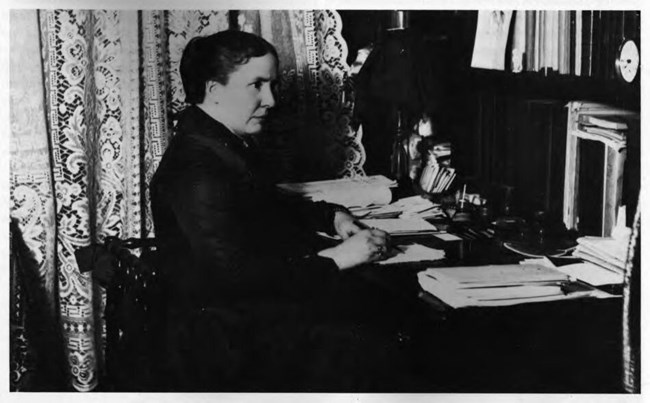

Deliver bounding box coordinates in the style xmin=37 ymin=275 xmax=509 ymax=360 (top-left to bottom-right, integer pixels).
xmin=352 ymin=234 xmax=624 ymax=393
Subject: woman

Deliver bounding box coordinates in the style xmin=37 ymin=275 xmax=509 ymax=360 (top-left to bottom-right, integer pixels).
xmin=150 ymin=30 xmax=401 ymax=391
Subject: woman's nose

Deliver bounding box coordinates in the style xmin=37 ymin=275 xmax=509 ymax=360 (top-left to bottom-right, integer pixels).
xmin=262 ymin=85 xmax=276 ymax=108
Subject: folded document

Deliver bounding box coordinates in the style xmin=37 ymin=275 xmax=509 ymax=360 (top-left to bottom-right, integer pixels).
xmin=378 ymin=243 xmax=445 ymax=265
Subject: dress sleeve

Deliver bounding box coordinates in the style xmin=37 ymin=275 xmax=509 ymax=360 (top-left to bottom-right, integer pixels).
xmin=165 ymin=167 xmax=340 ymax=302
xmin=271 ymin=191 xmax=350 ymax=236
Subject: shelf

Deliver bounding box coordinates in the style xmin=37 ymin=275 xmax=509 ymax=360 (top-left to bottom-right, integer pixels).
xmin=463 ymin=68 xmax=640 ymax=111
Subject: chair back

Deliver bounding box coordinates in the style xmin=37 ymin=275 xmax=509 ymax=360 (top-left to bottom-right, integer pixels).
xmin=76 ymin=236 xmax=165 ymax=391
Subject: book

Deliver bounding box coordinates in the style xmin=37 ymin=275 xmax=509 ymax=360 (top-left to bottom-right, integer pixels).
xmin=572 ymin=10 xmax=580 ymax=76
xmin=525 ymin=11 xmax=536 ymax=71
xmin=579 ymin=115 xmax=629 ymax=130
xmin=511 ymin=10 xmax=526 ymax=73
xmin=592 ymin=10 xmax=602 ymax=78
xmin=581 ymin=11 xmax=593 ymax=76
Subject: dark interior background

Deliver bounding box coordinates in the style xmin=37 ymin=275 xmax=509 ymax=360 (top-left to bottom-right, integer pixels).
xmin=339 ymin=10 xmax=640 ymax=228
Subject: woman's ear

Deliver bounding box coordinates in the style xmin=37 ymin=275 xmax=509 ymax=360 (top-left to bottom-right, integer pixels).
xmin=204 ymin=80 xmax=223 ymax=104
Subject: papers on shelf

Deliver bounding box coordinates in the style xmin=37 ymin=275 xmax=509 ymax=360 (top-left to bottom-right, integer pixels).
xmin=377 ymin=243 xmax=445 ymax=265
xmin=521 ymin=257 xmax=623 ymax=286
xmin=574 ymin=114 xmax=632 ymax=151
xmin=579 ymin=114 xmax=629 ymax=131
xmin=574 ymin=127 xmax=626 ymax=151
xmin=277 ymin=175 xmax=396 ymax=208
xmin=360 ymin=217 xmax=438 ymax=236
xmin=417 ymin=264 xmax=615 ymax=308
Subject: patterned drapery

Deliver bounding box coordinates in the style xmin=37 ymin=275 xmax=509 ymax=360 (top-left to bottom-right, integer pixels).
xmin=10 ymin=9 xmax=360 ymax=391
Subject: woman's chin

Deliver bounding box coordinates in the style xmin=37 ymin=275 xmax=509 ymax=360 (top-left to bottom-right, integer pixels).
xmin=246 ymin=122 xmax=265 ymax=135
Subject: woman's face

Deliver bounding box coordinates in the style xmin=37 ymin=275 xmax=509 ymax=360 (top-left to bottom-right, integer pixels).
xmin=210 ymin=53 xmax=278 ymax=136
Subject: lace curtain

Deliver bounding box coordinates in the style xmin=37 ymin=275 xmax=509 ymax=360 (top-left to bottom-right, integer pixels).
xmin=10 ymin=9 xmax=361 ymax=391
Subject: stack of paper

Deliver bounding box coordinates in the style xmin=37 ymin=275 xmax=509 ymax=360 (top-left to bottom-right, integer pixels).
xmin=378 ymin=243 xmax=445 ymax=265
xmin=520 ymin=257 xmax=623 ymax=286
xmin=417 ymin=264 xmax=614 ymax=308
xmin=579 ymin=114 xmax=629 ymax=130
xmin=572 ymin=237 xmax=628 ymax=276
xmin=351 ymin=196 xmax=444 ymax=220
xmin=572 ymin=206 xmax=631 ymax=278
xmin=576 ymin=114 xmax=629 ymax=151
xmin=277 ymin=175 xmax=396 ymax=208
xmin=360 ymin=217 xmax=438 ymax=236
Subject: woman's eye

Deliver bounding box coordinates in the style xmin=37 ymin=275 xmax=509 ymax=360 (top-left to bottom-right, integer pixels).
xmin=253 ymin=81 xmax=263 ymax=90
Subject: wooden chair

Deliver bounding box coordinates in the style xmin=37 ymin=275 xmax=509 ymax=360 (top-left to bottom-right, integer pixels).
xmin=75 ymin=236 xmax=165 ymax=391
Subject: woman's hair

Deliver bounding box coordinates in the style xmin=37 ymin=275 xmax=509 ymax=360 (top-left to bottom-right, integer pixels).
xmin=180 ymin=30 xmax=278 ymax=104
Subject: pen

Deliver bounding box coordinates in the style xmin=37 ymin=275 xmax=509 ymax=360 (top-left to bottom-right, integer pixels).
xmin=355 ymin=220 xmax=403 ymax=254
xmin=459 ymin=184 xmax=467 ymax=210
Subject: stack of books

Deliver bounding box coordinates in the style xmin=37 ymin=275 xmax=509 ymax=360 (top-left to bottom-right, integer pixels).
xmin=507 ymin=10 xmax=639 ymax=79
xmin=419 ymin=152 xmax=456 ymax=194
xmin=577 ymin=114 xmax=628 ymax=149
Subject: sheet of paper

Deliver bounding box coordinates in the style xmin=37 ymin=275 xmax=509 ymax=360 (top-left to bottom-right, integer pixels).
xmin=306 ymin=185 xmax=392 ymax=208
xmin=360 ymin=218 xmax=437 ymax=234
xmin=434 ymin=232 xmax=462 ymax=242
xmin=555 ymin=262 xmax=624 ymax=286
xmin=378 ymin=244 xmax=445 ymax=265
xmin=277 ymin=175 xmax=395 ymax=208
xmin=471 ymin=10 xmax=514 ymax=70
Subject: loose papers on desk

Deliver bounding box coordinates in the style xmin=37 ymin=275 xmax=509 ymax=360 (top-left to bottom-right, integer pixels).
xmin=573 ymin=237 xmax=628 ymax=274
xmin=352 ymin=196 xmax=444 ymax=220
xmin=520 ymin=257 xmax=623 ymax=287
xmin=571 ymin=206 xmax=631 ymax=279
xmin=360 ymin=217 xmax=438 ymax=236
xmin=417 ymin=264 xmax=615 ymax=309
xmin=378 ymin=243 xmax=445 ymax=265
xmin=277 ymin=175 xmax=396 ymax=208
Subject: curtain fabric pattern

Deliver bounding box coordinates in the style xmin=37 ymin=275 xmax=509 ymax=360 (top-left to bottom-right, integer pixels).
xmin=9 ymin=10 xmax=59 ymax=390
xmin=10 ymin=9 xmax=359 ymax=391
xmin=240 ymin=10 xmax=365 ymax=179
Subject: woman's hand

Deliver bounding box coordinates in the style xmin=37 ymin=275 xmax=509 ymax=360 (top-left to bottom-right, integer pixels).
xmin=317 ymin=228 xmax=389 ymax=270
xmin=333 ymin=210 xmax=365 ymax=240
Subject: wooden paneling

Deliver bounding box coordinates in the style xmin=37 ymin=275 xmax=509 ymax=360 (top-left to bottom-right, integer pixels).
xmin=463 ymin=91 xmax=568 ymax=221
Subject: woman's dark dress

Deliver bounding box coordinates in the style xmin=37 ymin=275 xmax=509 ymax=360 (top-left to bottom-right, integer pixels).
xmin=150 ymin=106 xmax=411 ymax=391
